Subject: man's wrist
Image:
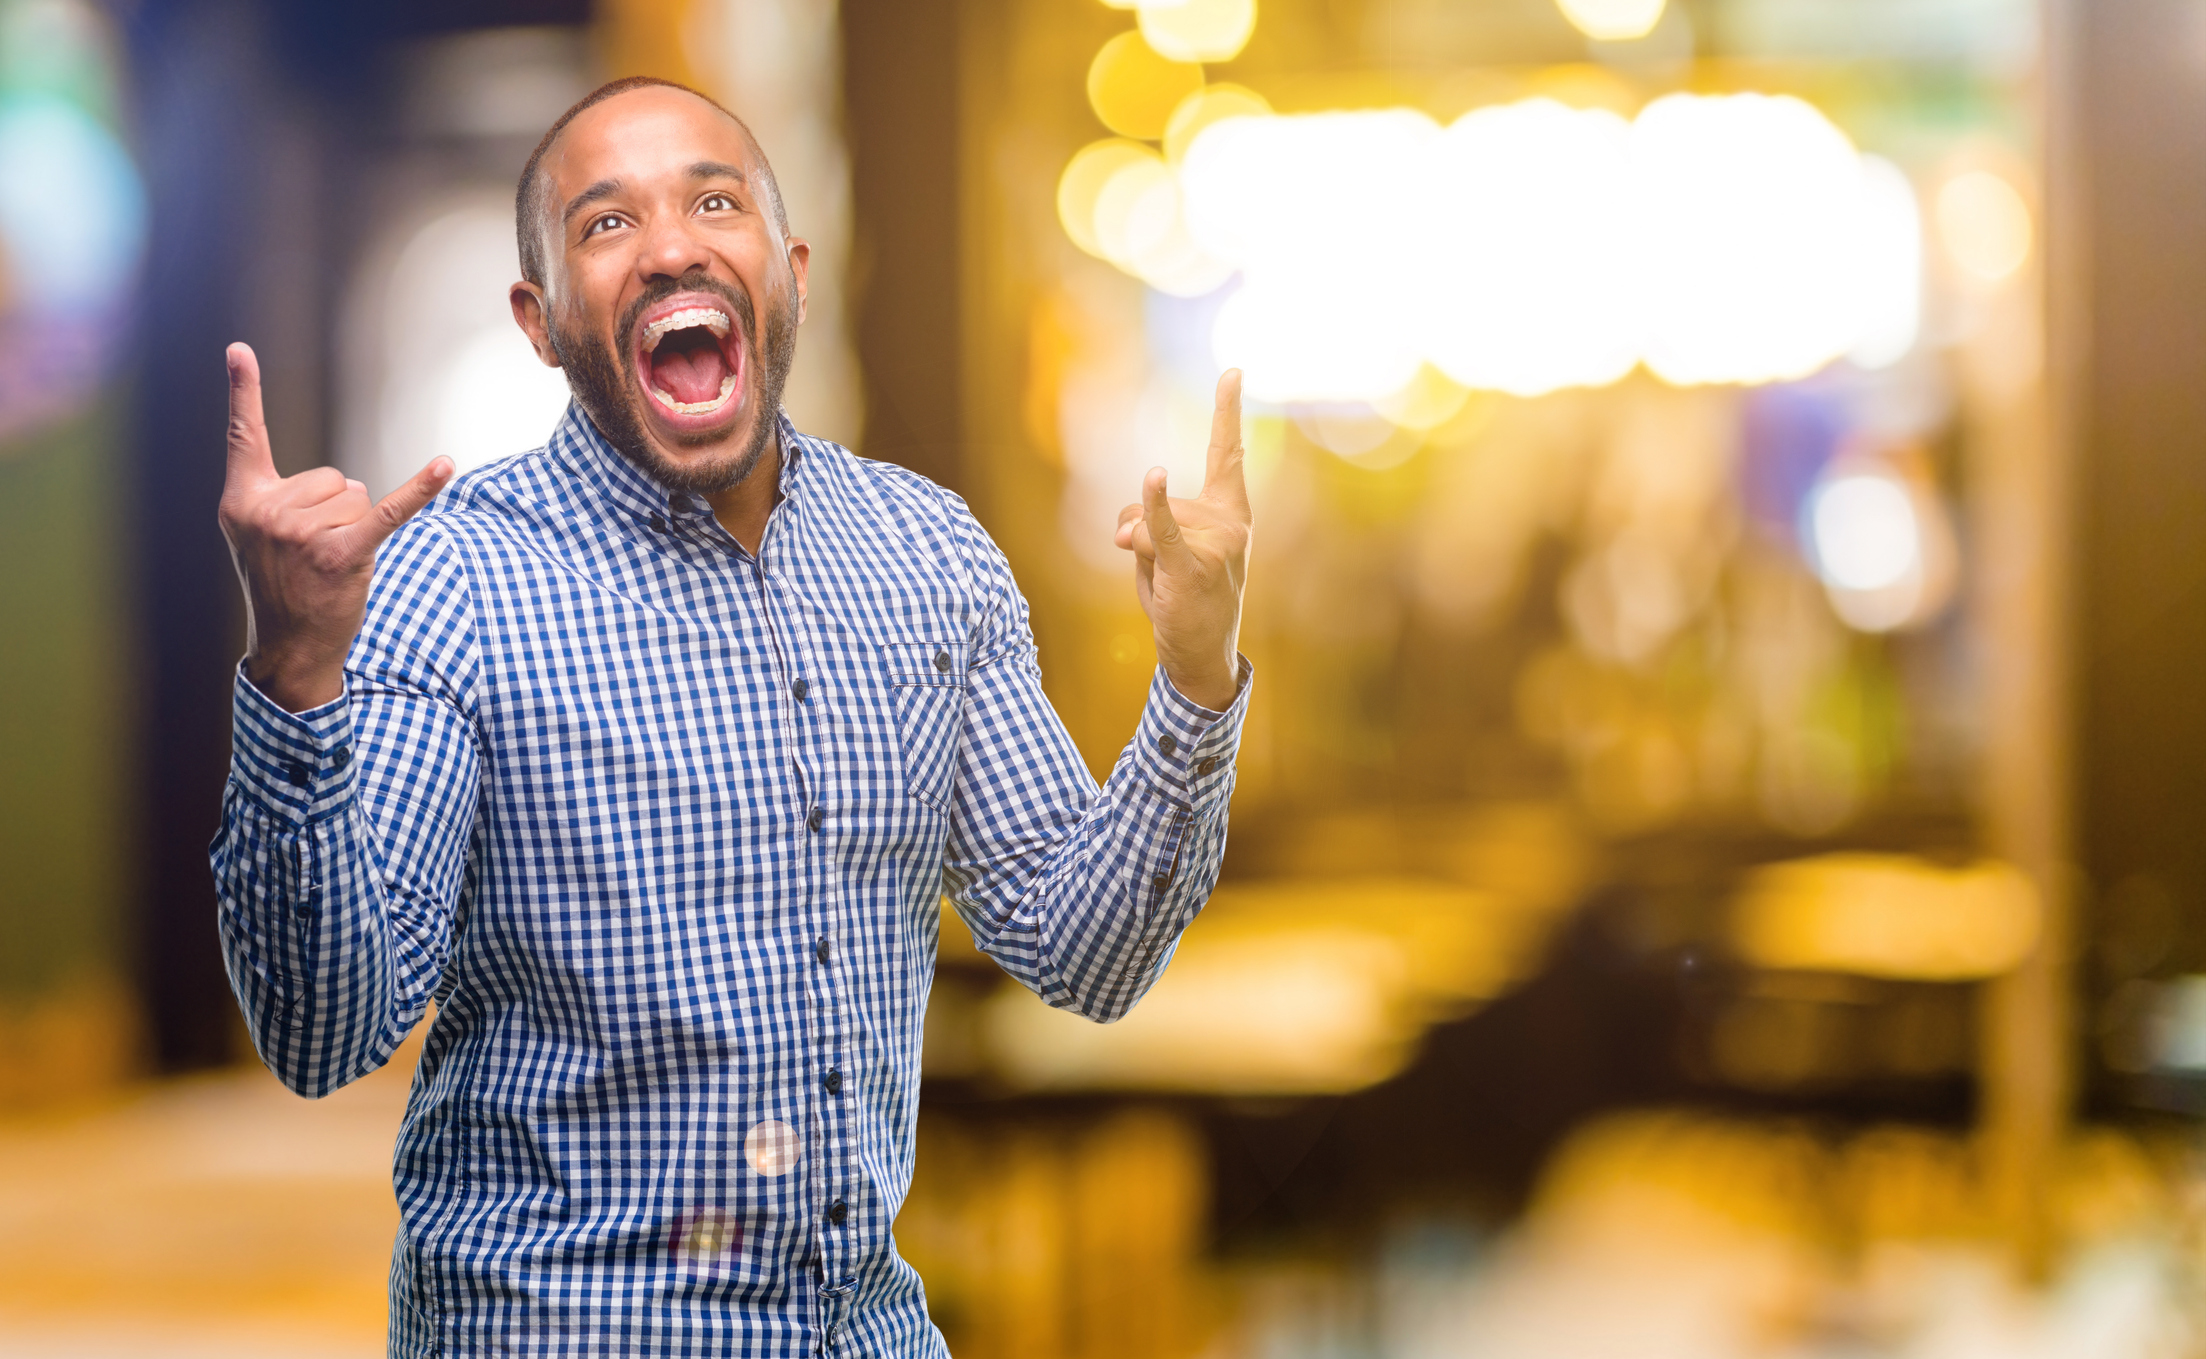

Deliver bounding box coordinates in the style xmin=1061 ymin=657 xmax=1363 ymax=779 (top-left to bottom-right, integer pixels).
xmin=1166 ymin=662 xmax=1239 ymax=712
xmin=245 ymin=648 xmax=346 ymax=714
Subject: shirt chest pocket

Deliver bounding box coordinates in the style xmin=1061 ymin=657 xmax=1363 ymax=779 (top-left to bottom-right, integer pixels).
xmin=881 ymin=640 xmax=968 ymax=813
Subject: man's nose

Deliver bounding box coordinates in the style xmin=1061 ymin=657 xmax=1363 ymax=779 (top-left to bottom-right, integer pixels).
xmin=634 ymin=212 xmax=714 ymax=284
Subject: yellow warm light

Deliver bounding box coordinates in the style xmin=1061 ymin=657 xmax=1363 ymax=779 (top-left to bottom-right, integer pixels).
xmin=1139 ymin=0 xmax=1256 ymax=63
xmin=982 ymin=878 xmax=1546 ymax=1094
xmin=1086 ymin=30 xmax=1204 ymax=142
xmin=1092 ymin=150 xmax=1234 ymax=296
xmin=1936 ymin=169 xmax=2031 ymax=283
xmin=1056 ymin=138 xmax=1154 ymax=259
xmin=1732 ymin=854 xmax=2041 ymax=981
xmin=1556 ymin=0 xmax=1666 ymax=41
xmin=1163 ymin=82 xmax=1269 ymax=163
xmin=1370 ymin=365 xmax=1471 ymax=431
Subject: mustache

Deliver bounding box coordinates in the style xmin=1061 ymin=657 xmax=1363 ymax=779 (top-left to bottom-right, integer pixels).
xmin=619 ymin=270 xmax=756 ymax=361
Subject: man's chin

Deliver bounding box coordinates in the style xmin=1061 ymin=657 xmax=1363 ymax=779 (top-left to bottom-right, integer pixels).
xmin=623 ymin=389 xmax=773 ymax=494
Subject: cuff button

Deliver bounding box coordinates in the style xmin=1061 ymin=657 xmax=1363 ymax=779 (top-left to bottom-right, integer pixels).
xmin=1196 ymin=757 xmax=1217 ymax=776
xmin=284 ymin=760 xmax=313 ymax=788
xmin=1158 ymin=734 xmax=1178 ymax=758
xmin=331 ymin=746 xmax=353 ymax=770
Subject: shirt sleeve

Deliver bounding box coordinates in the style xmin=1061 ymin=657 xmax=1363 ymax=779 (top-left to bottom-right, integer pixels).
xmin=208 ymin=520 xmax=482 ymax=1097
xmin=937 ymin=501 xmax=1251 ymax=1023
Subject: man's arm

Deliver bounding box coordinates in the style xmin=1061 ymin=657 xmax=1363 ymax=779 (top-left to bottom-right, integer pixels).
xmin=940 ymin=371 xmax=1252 ymax=1020
xmin=210 ymin=343 xmax=470 ymax=1095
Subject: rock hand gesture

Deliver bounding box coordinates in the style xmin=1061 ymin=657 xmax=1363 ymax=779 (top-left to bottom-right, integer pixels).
xmin=216 ymin=342 xmax=453 ymax=714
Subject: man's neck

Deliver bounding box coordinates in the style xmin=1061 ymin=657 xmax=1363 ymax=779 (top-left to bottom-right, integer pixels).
xmin=705 ymin=428 xmax=783 ymax=557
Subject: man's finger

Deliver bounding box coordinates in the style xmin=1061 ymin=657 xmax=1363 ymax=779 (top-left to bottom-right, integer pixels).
xmin=1141 ymin=467 xmax=1191 ymax=568
xmin=225 ymin=342 xmax=278 ymax=486
xmin=1202 ymin=368 xmax=1248 ymax=509
xmin=336 ymin=456 xmax=453 ymax=558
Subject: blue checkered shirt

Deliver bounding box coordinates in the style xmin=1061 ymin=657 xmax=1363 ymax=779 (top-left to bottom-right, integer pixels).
xmin=210 ymin=405 xmax=1249 ymax=1357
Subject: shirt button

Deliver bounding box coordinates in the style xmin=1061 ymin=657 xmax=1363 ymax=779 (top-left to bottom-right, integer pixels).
xmin=1152 ymin=872 xmax=1171 ymax=893
xmin=824 ymin=1068 xmax=842 ymax=1094
xmin=284 ymin=760 xmax=313 ymax=788
xmin=792 ymin=678 xmax=808 ymax=701
xmin=806 ymin=805 xmax=825 ymax=832
xmin=827 ymin=1200 xmax=848 ymax=1226
xmin=816 ymin=935 xmax=831 ymax=964
xmin=647 ymin=512 xmax=667 ymax=532
xmin=1196 ymin=757 xmax=1217 ymax=776
xmin=293 ymin=902 xmax=316 ymax=919
xmin=1158 ymin=735 xmax=1178 ymax=758
xmin=331 ymin=746 xmax=353 ymax=770
xmin=933 ymin=649 xmax=951 ymax=673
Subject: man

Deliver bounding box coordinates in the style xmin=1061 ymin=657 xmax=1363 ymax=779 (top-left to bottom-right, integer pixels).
xmin=211 ymin=76 xmax=1251 ymax=1355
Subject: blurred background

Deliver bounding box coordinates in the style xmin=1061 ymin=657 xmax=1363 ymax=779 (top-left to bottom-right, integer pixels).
xmin=4 ymin=0 xmax=2206 ymax=1354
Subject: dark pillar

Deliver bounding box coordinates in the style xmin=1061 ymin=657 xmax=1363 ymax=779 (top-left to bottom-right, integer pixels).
xmin=2074 ymin=3 xmax=2206 ymax=1045
xmin=840 ymin=0 xmax=965 ymax=491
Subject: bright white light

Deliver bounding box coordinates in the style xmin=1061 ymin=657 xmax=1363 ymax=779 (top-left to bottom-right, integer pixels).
xmin=432 ymin=326 xmax=574 ymax=476
xmin=1185 ymin=109 xmax=1437 ymax=401
xmin=1138 ymin=0 xmax=1256 ymax=62
xmin=353 ymin=201 xmax=570 ymax=496
xmin=1847 ymin=156 xmax=1923 ymax=369
xmin=1556 ymin=0 xmax=1666 ymax=41
xmin=1419 ymin=99 xmax=1639 ymax=396
xmin=1084 ymin=93 xmax=1923 ymax=405
xmin=1632 ymin=93 xmax=1871 ymax=386
xmin=1810 ymin=474 xmax=1919 ymax=592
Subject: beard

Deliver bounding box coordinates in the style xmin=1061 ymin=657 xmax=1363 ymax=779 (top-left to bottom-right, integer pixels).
xmin=548 ymin=266 xmax=798 ymax=497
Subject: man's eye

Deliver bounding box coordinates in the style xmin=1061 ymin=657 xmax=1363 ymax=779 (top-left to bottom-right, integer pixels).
xmin=588 ymin=215 xmax=624 ymax=236
xmin=700 ymin=193 xmax=737 ymax=213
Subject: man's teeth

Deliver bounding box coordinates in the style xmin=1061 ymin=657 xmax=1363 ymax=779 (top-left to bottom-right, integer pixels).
xmin=643 ymin=307 xmax=732 ymax=352
xmin=650 ymin=373 xmax=740 ymax=416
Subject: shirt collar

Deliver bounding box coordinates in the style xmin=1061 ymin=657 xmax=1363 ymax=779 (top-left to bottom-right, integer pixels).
xmin=548 ymin=401 xmax=807 ymax=527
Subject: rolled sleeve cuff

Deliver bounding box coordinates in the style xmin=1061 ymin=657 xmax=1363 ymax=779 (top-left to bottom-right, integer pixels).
xmin=1133 ymin=655 xmax=1253 ymax=808
xmin=230 ymin=662 xmax=359 ymax=823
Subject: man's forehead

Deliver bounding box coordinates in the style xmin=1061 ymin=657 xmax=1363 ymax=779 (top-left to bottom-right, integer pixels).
xmin=544 ymin=87 xmax=755 ymax=192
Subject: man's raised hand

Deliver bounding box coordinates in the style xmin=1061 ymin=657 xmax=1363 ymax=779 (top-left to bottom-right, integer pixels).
xmin=217 ymin=342 xmax=452 ymax=713
xmin=1114 ymin=368 xmax=1252 ymax=712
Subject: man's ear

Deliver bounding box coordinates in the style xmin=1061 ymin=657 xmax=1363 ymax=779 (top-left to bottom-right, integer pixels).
xmin=786 ymin=238 xmax=811 ymax=327
xmin=511 ymin=282 xmax=560 ymax=366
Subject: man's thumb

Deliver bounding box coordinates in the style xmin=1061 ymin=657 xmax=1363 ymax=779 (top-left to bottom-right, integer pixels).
xmin=342 ymin=457 xmax=453 ymax=557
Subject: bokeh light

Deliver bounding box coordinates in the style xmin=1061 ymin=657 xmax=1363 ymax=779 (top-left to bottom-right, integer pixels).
xmin=1419 ymin=98 xmax=1639 ymax=397
xmin=1936 ymin=167 xmax=2033 ymax=283
xmin=1810 ymin=473 xmax=1919 ymax=591
xmin=1137 ymin=0 xmax=1257 ymax=63
xmin=1732 ymin=854 xmax=2042 ymax=981
xmin=1630 ymin=92 xmax=1880 ymax=386
xmin=1086 ymin=30 xmax=1202 ymax=142
xmin=1130 ymin=93 xmax=1923 ymax=406
xmin=1555 ymin=0 xmax=1667 ymax=42
xmin=1162 ymin=81 xmax=1269 ymax=163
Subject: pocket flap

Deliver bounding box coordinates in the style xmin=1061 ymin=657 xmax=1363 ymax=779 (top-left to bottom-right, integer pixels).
xmin=882 ymin=641 xmax=967 ymax=687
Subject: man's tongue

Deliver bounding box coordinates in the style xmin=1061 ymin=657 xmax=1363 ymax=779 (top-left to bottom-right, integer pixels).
xmin=649 ymin=329 xmax=732 ymax=406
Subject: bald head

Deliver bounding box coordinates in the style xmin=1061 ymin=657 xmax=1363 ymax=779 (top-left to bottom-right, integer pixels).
xmin=515 ymin=76 xmax=787 ymax=289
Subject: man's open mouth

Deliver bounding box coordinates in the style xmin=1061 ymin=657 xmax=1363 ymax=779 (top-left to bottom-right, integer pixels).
xmin=638 ymin=301 xmax=745 ymax=417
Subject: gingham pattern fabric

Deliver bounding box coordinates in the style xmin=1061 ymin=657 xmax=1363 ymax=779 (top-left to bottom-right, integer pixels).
xmin=210 ymin=404 xmax=1249 ymax=1358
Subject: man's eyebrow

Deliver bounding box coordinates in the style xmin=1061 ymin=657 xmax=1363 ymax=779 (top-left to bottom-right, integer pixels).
xmin=687 ymin=160 xmax=749 ymax=184
xmin=562 ymin=177 xmax=627 ymax=227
